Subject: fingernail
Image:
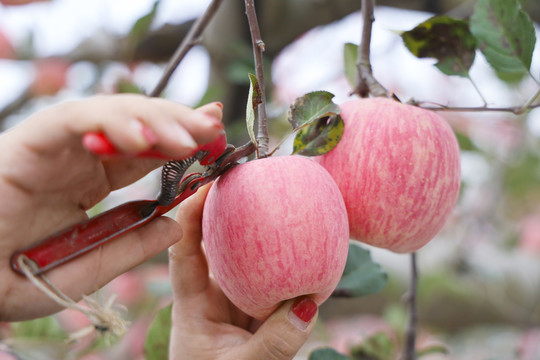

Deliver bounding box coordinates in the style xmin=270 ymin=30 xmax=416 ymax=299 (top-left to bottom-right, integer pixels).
xmin=171 ymin=123 xmax=198 ymax=149
xmin=211 ymin=101 xmax=223 ymax=110
xmin=130 ymin=118 xmax=152 ymax=149
xmin=141 ymin=124 xmax=158 ymax=145
xmin=288 ymin=297 xmax=317 ymax=330
xmin=199 ymin=114 xmax=224 ymax=130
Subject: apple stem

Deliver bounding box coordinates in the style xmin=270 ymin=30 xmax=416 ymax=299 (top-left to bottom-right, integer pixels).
xmin=402 ymin=252 xmax=418 ymax=360
xmin=245 ymin=0 xmax=269 ymax=158
xmin=354 ymin=0 xmax=388 ymax=98
xmin=149 ymin=0 xmax=225 ymax=97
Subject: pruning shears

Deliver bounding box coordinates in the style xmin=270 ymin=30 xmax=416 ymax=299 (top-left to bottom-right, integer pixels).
xmin=11 ymin=132 xmax=255 ymax=275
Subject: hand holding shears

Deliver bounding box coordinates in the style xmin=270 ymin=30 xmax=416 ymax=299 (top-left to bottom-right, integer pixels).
xmin=0 ymin=95 xmax=235 ymax=321
xmin=11 ymin=131 xmax=254 ymax=275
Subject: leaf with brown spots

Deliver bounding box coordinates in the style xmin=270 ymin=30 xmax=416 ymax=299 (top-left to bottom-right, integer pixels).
xmin=402 ymin=16 xmax=477 ymax=77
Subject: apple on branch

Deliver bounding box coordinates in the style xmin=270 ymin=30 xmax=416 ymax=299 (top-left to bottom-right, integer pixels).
xmin=316 ymin=97 xmax=461 ymax=253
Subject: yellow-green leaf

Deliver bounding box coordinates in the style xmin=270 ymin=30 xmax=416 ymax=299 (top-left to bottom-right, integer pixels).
xmin=292 ymin=115 xmax=344 ymax=156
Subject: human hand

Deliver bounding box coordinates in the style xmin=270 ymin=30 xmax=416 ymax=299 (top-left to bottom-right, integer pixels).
xmin=0 ymin=94 xmax=223 ymax=321
xmin=169 ymin=184 xmax=319 ymax=360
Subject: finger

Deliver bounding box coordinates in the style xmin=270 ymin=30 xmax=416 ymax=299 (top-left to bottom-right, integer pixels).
xmin=196 ymin=101 xmax=223 ymax=121
xmin=20 ymin=95 xmax=223 ymax=159
xmin=169 ymin=183 xmax=213 ymax=298
xmin=5 ymin=216 xmax=182 ymax=321
xmin=239 ymin=297 xmax=319 ymax=360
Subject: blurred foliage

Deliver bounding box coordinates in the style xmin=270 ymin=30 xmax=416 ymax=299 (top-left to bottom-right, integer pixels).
xmin=334 ymin=243 xmax=388 ymax=298
xmin=144 ymin=304 xmax=172 ymax=360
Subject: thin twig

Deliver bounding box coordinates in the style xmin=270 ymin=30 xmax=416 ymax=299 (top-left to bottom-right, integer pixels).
xmin=354 ymin=0 xmax=387 ymax=98
xmin=402 ymin=252 xmax=418 ymax=360
xmin=520 ymin=88 xmax=540 ymax=113
xmin=149 ymin=0 xmax=224 ymax=97
xmin=414 ymin=101 xmax=540 ymax=115
xmin=245 ymin=0 xmax=269 ymax=158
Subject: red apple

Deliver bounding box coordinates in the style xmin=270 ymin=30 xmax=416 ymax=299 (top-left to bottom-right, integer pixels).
xmin=202 ymin=155 xmax=349 ymax=320
xmin=316 ymin=98 xmax=461 ymax=253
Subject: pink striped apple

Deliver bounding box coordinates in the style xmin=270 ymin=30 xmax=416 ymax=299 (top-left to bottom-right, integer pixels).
xmin=202 ymin=155 xmax=349 ymax=320
xmin=316 ymin=98 xmax=461 ymax=253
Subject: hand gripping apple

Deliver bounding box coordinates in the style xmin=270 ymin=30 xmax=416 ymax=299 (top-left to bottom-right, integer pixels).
xmin=10 ymin=132 xmax=255 ymax=276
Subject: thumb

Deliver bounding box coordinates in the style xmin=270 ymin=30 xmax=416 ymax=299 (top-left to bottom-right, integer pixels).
xmin=240 ymin=297 xmax=318 ymax=360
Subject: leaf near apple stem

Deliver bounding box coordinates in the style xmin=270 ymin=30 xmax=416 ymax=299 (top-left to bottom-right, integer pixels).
xmin=343 ymin=42 xmax=359 ymax=88
xmin=288 ymin=91 xmax=344 ymax=157
xmin=288 ymin=91 xmax=340 ymax=129
xmin=469 ymin=0 xmax=537 ymax=83
xmin=246 ymin=73 xmax=262 ymax=155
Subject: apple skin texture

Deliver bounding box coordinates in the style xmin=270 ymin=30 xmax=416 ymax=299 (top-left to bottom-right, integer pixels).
xmin=316 ymin=98 xmax=461 ymax=253
xmin=202 ymin=155 xmax=350 ymax=320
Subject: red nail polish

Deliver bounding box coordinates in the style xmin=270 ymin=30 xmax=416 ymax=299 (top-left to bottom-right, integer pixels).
xmin=203 ymin=115 xmax=224 ymax=130
xmin=141 ymin=125 xmax=158 ymax=145
xmin=211 ymin=101 xmax=223 ymax=110
xmin=291 ymin=297 xmax=317 ymax=323
xmin=82 ymin=132 xmax=116 ymax=155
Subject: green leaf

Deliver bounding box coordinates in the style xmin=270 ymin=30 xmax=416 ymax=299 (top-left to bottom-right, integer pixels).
xmin=246 ymin=73 xmax=261 ymax=148
xmin=292 ymin=115 xmax=344 ymax=156
xmin=402 ymin=16 xmax=476 ymax=77
xmin=308 ymin=347 xmax=351 ymax=360
xmin=144 ymin=304 xmax=172 ymax=360
xmin=129 ymin=0 xmax=160 ymax=42
xmin=334 ymin=242 xmax=388 ymax=297
xmin=343 ymin=43 xmax=359 ymax=88
xmin=288 ymin=91 xmax=341 ymax=130
xmin=350 ymin=332 xmax=395 ymax=360
xmin=470 ymin=0 xmax=536 ymax=82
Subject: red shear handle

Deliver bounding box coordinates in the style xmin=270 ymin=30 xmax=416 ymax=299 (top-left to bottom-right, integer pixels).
xmin=82 ymin=131 xmax=227 ymax=164
xmin=11 ymin=200 xmax=159 ymax=275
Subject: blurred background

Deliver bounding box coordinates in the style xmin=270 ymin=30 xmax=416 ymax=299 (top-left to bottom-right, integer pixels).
xmin=0 ymin=0 xmax=540 ymax=359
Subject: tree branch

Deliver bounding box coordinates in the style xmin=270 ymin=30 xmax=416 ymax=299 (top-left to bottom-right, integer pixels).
xmin=413 ymin=101 xmax=540 ymax=115
xmin=354 ymin=0 xmax=388 ymax=98
xmin=149 ymin=0 xmax=224 ymax=97
xmin=245 ymin=0 xmax=269 ymax=158
xmin=402 ymin=252 xmax=418 ymax=360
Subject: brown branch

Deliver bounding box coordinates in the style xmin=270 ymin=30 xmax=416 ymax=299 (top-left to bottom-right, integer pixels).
xmin=413 ymin=101 xmax=540 ymax=115
xmin=149 ymin=0 xmax=224 ymax=97
xmin=353 ymin=0 xmax=387 ymax=98
xmin=0 ymin=90 xmax=31 ymax=128
xmin=245 ymin=0 xmax=269 ymax=158
xmin=402 ymin=252 xmax=418 ymax=360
